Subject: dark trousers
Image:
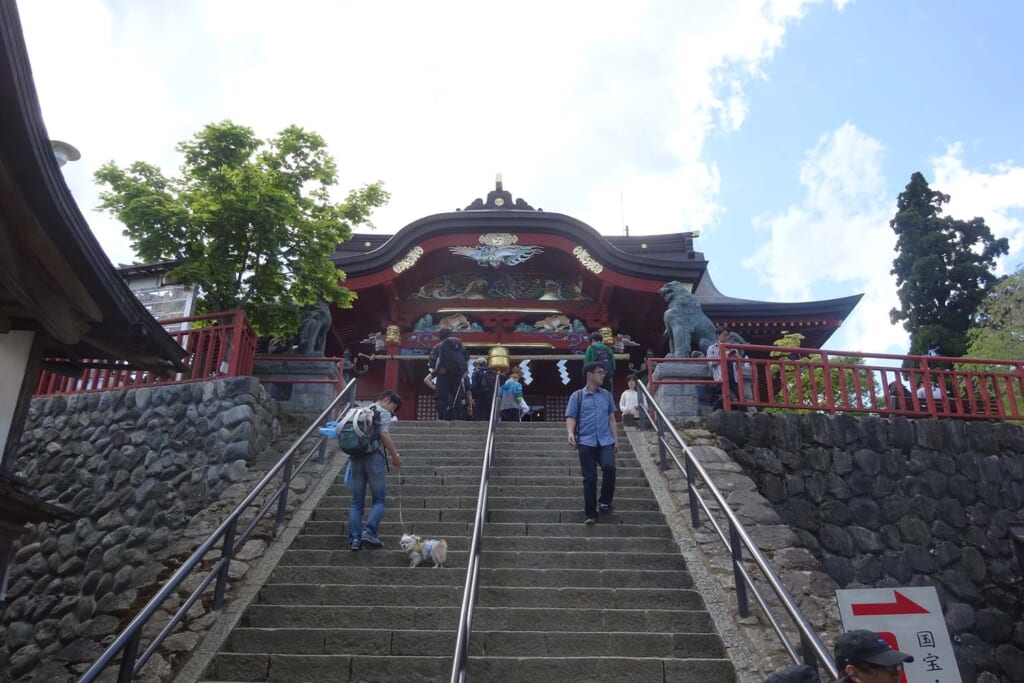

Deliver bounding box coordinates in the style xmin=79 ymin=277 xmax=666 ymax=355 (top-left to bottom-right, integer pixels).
xmin=434 ymin=373 xmax=457 ymax=420
xmin=472 ymin=395 xmax=493 ymax=420
xmin=577 ymin=443 xmax=616 ymax=518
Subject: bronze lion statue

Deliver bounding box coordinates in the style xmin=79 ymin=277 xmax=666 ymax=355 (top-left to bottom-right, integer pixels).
xmin=659 ymin=281 xmax=718 ymax=358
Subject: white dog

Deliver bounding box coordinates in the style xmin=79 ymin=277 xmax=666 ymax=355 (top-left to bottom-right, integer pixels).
xmin=399 ymin=533 xmax=448 ymax=568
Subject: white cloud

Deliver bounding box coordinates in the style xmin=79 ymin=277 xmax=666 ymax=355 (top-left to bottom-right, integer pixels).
xmin=930 ymin=143 xmax=1024 ymax=268
xmin=743 ymin=123 xmax=908 ymax=354
xmin=18 ymin=0 xmax=831 ymax=265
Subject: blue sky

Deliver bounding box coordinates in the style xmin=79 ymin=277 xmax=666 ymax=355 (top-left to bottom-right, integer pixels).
xmin=18 ymin=0 xmax=1024 ymax=356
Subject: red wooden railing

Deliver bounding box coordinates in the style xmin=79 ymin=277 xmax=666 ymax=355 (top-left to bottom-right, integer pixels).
xmin=649 ymin=343 xmax=1024 ymax=421
xmin=34 ymin=310 xmax=257 ymax=397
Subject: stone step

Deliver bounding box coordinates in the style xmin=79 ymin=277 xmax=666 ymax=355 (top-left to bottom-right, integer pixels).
xmin=255 ymin=585 xmax=704 ymax=610
xmin=222 ymin=627 xmax=724 ymax=658
xmin=204 ymin=652 xmax=733 ymax=683
xmin=242 ymin=605 xmax=715 ymax=632
xmin=279 ymin=549 xmax=686 ymax=571
xmin=465 ymin=655 xmax=735 ymax=683
xmin=334 ymin=473 xmax=652 ymax=487
xmin=318 ymin=494 xmax=661 ymax=511
xmin=289 ymin=534 xmax=678 ymax=553
xmin=325 ymin=483 xmax=652 ymax=497
xmin=298 ymin=520 xmax=673 ymax=539
xmin=330 ymin=465 xmax=647 ymax=478
xmin=267 ymin=567 xmax=693 ymax=590
xmin=309 ymin=507 xmax=667 ymax=525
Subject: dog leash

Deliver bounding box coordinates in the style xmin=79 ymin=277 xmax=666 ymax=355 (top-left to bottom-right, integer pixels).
xmin=395 ymin=468 xmax=411 ymax=535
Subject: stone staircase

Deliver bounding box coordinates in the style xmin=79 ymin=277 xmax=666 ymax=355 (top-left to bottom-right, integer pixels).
xmin=199 ymin=420 xmax=735 ymax=682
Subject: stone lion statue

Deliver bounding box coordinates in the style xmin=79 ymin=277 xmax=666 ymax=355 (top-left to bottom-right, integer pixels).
xmin=659 ymin=281 xmax=717 ymax=358
xmin=298 ymin=300 xmax=332 ymax=356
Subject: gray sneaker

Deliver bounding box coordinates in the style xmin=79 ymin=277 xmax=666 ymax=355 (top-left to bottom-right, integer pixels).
xmin=584 ymin=517 xmax=597 ymax=526
xmin=361 ymin=532 xmax=384 ymax=548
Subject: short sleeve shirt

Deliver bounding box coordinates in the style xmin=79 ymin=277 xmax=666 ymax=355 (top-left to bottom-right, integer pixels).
xmin=565 ymin=386 xmax=617 ymax=447
xmin=376 ymin=405 xmax=393 ymax=436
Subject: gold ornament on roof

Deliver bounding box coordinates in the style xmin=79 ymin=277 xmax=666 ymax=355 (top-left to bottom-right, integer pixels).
xmin=573 ymin=246 xmax=603 ymax=274
xmin=385 ymin=325 xmax=401 ymax=344
xmin=478 ymin=233 xmax=518 ymax=247
xmin=392 ymin=246 xmax=424 ymax=273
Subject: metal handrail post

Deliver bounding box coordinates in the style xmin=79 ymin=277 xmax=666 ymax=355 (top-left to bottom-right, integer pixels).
xmin=656 ymin=415 xmax=667 ymax=471
xmin=730 ymin=522 xmax=749 ymax=617
xmin=685 ymin=451 xmax=700 ymax=528
xmin=315 ymin=438 xmax=327 ymax=464
xmin=800 ymin=631 xmax=818 ymax=670
xmin=275 ymin=454 xmax=293 ymax=527
xmin=115 ymin=633 xmax=140 ymax=683
xmin=211 ymin=519 xmax=236 ymax=610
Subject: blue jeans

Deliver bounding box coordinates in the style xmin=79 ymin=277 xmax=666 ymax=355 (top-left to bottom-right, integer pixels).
xmin=348 ymin=451 xmax=387 ymax=541
xmin=577 ymin=443 xmax=616 ymax=518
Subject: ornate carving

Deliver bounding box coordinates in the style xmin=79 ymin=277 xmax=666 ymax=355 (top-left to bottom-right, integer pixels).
xmin=534 ymin=314 xmax=572 ymax=332
xmin=410 ymin=273 xmax=588 ymax=301
xmin=449 ymin=236 xmax=543 ymax=268
xmin=385 ymin=325 xmax=401 ymax=345
xmin=479 ymin=233 xmax=517 ymax=247
xmin=573 ymin=246 xmax=603 ymax=274
xmin=392 ymin=246 xmax=424 ymax=273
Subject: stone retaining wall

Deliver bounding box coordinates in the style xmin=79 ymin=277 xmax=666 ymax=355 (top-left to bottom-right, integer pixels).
xmin=0 ymin=377 xmax=282 ymax=682
xmin=707 ymin=411 xmax=1024 ymax=683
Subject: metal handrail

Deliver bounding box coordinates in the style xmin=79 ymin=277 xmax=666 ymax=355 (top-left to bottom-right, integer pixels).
xmin=450 ymin=379 xmax=502 ymax=683
xmin=635 ymin=379 xmax=839 ymax=680
xmin=78 ymin=378 xmax=360 ymax=683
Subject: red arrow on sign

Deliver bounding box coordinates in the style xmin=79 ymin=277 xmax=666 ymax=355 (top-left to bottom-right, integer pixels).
xmin=852 ymin=591 xmax=929 ymax=616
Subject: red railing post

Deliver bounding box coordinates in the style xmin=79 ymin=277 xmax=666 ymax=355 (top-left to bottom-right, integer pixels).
xmin=820 ymin=353 xmax=835 ymax=413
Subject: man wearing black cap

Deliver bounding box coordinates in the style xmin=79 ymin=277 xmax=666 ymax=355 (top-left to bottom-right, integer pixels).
xmin=834 ymin=629 xmax=913 ymax=682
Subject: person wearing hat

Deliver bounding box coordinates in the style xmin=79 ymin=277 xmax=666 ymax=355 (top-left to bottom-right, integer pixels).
xmin=834 ymin=629 xmax=913 ymax=682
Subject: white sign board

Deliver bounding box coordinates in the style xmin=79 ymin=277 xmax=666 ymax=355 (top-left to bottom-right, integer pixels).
xmin=836 ymin=587 xmax=961 ymax=683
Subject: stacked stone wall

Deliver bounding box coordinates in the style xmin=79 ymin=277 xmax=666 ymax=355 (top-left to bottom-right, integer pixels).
xmin=0 ymin=376 xmax=280 ymax=682
xmin=708 ymin=411 xmax=1024 ymax=683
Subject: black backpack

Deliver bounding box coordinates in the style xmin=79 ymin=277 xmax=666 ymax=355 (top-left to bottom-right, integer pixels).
xmin=590 ymin=344 xmax=613 ymax=374
xmin=436 ymin=338 xmax=468 ymax=376
xmin=335 ymin=405 xmax=381 ymax=456
xmin=477 ymin=369 xmax=496 ymax=396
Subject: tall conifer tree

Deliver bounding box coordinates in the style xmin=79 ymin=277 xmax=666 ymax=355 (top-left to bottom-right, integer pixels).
xmin=889 ymin=172 xmax=1008 ymax=358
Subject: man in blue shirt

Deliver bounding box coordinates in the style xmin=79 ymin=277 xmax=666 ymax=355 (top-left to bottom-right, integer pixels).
xmin=565 ymin=362 xmax=618 ymax=525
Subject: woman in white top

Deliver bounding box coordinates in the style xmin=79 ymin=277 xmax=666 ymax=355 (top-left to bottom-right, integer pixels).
xmin=619 ymin=375 xmax=640 ymax=426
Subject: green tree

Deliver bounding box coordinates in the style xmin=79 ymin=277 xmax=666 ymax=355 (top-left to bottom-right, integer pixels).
xmin=889 ymin=172 xmax=1008 ymax=358
xmin=96 ymin=121 xmax=388 ymax=336
xmin=963 ymin=266 xmax=1024 ymax=361
xmin=956 ymin=267 xmax=1024 ymax=417
xmin=766 ymin=331 xmax=880 ymax=413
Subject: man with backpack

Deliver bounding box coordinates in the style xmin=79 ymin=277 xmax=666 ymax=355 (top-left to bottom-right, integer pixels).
xmin=565 ymin=362 xmax=618 ymax=526
xmin=583 ymin=331 xmax=616 ymax=394
xmin=347 ymin=390 xmax=403 ymax=551
xmin=428 ymin=327 xmax=469 ymax=421
xmin=469 ymin=357 xmax=497 ymax=420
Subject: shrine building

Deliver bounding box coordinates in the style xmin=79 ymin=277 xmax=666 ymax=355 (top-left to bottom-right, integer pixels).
xmin=328 ymin=180 xmax=861 ymax=421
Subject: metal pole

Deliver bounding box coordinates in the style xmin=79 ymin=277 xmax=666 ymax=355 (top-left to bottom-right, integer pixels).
xmin=212 ymin=519 xmax=236 ymax=610
xmin=685 ymin=454 xmax=700 ymax=529
xmin=115 ymin=632 xmax=140 ymax=683
xmin=730 ymin=522 xmax=749 ymax=617
xmin=275 ymin=455 xmax=293 ymax=527
xmin=656 ymin=415 xmax=667 ymax=471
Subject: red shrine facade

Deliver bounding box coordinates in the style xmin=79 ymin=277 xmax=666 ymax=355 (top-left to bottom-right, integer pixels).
xmin=327 ymin=182 xmax=860 ymax=420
